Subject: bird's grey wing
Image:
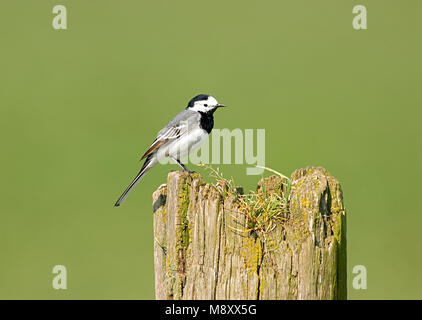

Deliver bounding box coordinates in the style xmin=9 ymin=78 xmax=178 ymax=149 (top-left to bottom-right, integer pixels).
xmin=140 ymin=110 xmax=199 ymax=161
xmin=139 ymin=125 xmax=184 ymax=160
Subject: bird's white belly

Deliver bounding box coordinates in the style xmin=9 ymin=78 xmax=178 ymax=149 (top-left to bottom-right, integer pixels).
xmin=159 ymin=128 xmax=208 ymax=161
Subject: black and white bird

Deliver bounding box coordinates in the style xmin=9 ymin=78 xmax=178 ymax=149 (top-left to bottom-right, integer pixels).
xmin=114 ymin=94 xmax=226 ymax=206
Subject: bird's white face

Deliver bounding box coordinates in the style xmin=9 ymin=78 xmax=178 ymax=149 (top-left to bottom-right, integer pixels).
xmin=190 ymin=96 xmax=221 ymax=113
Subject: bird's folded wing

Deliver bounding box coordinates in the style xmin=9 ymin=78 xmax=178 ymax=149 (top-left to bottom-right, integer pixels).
xmin=139 ymin=124 xmax=187 ymax=161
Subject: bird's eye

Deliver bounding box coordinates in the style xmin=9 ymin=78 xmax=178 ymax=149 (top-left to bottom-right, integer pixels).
xmin=204 ymin=104 xmax=208 ymax=107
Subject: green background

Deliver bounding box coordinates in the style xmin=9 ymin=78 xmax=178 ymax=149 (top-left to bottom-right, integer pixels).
xmin=1 ymin=0 xmax=421 ymax=299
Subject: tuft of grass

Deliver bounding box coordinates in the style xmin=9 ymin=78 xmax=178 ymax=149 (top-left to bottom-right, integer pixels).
xmin=154 ymin=237 xmax=167 ymax=254
xmin=197 ymin=164 xmax=291 ymax=236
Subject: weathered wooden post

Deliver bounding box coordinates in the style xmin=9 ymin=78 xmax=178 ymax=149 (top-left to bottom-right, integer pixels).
xmin=152 ymin=166 xmax=347 ymax=300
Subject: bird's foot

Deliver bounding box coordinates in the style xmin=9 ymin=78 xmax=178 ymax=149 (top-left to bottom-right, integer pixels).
xmin=178 ymin=162 xmax=193 ymax=174
xmin=183 ymin=168 xmax=194 ymax=175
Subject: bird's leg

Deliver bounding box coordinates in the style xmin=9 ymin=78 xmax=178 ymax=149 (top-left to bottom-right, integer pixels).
xmin=170 ymin=157 xmax=192 ymax=173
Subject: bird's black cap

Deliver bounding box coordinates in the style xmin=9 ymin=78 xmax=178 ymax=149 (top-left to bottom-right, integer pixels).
xmin=187 ymin=94 xmax=210 ymax=108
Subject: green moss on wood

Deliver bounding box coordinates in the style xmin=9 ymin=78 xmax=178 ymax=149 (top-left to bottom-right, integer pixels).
xmin=176 ymin=175 xmax=192 ymax=248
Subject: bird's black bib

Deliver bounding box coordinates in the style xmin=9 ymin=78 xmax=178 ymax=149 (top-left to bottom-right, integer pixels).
xmin=199 ymin=111 xmax=214 ymax=134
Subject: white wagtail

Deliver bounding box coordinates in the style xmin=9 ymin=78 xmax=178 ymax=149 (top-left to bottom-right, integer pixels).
xmin=114 ymin=94 xmax=227 ymax=206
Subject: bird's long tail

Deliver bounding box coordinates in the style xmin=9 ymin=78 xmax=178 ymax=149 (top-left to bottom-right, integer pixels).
xmin=114 ymin=155 xmax=156 ymax=207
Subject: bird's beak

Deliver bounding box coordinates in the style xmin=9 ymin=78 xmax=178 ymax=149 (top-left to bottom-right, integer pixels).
xmin=216 ymin=103 xmax=227 ymax=108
